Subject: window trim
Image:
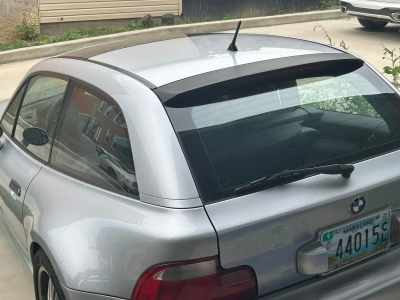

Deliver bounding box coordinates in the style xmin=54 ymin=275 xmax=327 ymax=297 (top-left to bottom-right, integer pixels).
xmin=1 ymin=71 xmax=71 ymax=164
xmin=98 ymin=101 xmax=107 ymax=112
xmin=0 ymin=82 xmax=28 ymax=139
xmin=49 ymin=77 xmax=139 ymax=200
xmin=111 ymin=134 xmax=118 ymax=150
xmin=104 ymin=129 xmax=112 ymax=144
xmin=104 ymin=105 xmax=116 ymax=117
xmin=113 ymin=112 xmax=122 ymax=123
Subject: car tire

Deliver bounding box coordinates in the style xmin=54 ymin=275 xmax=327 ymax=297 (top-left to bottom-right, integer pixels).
xmin=33 ymin=249 xmax=66 ymax=300
xmin=357 ymin=18 xmax=388 ymax=29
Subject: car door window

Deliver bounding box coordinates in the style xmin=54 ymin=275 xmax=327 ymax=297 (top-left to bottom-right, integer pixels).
xmin=14 ymin=75 xmax=68 ymax=162
xmin=50 ymin=82 xmax=138 ymax=197
xmin=1 ymin=83 xmax=26 ymax=135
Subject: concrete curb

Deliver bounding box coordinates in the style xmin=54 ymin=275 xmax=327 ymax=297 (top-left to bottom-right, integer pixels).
xmin=0 ymin=10 xmax=346 ymax=65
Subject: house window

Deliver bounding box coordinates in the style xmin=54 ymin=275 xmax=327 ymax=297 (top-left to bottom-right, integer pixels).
xmin=94 ymin=126 xmax=102 ymax=142
xmin=104 ymin=105 xmax=115 ymax=117
xmin=111 ymin=135 xmax=119 ymax=150
xmin=121 ymin=123 xmax=127 ymax=128
xmin=98 ymin=101 xmax=107 ymax=112
xmin=104 ymin=129 xmax=112 ymax=144
xmin=113 ymin=112 xmax=122 ymax=123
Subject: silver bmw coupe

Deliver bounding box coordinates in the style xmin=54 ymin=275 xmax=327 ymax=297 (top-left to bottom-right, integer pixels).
xmin=1 ymin=32 xmax=400 ymax=300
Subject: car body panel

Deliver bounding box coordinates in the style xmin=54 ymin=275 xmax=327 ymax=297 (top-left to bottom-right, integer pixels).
xmin=26 ymin=58 xmax=199 ymax=203
xmin=0 ymin=134 xmax=42 ymax=257
xmin=257 ymin=243 xmax=400 ymax=300
xmin=342 ymin=0 xmax=400 ymax=22
xmin=205 ymin=148 xmax=400 ymax=295
xmin=2 ymin=33 xmax=400 ymax=300
xmin=24 ymin=164 xmax=218 ymax=299
xmin=91 ymin=34 xmax=341 ymax=87
xmin=61 ymin=284 xmax=125 ymax=300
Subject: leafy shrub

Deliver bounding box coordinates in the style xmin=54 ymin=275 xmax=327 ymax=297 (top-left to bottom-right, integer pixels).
xmin=15 ymin=23 xmax=38 ymax=39
xmin=66 ymin=30 xmax=83 ymax=40
xmin=319 ymin=1 xmax=333 ymax=10
xmin=100 ymin=27 xmax=113 ymax=35
xmin=14 ymin=40 xmax=27 ymax=48
xmin=383 ymin=47 xmax=400 ymax=88
xmin=129 ymin=22 xmax=142 ymax=30
xmin=204 ymin=16 xmax=213 ymax=22
xmin=223 ymin=15 xmax=237 ymax=20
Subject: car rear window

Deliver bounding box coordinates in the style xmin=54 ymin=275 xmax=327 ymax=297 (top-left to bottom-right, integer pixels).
xmin=164 ymin=62 xmax=400 ymax=204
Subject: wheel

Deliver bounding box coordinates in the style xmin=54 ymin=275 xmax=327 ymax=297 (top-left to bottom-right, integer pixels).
xmin=357 ymin=18 xmax=388 ymax=29
xmin=33 ymin=249 xmax=66 ymax=300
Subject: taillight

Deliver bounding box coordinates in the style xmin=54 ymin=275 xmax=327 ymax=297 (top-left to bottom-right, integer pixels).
xmin=132 ymin=257 xmax=257 ymax=300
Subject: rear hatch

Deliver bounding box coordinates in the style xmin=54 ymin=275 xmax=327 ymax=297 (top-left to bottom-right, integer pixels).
xmin=160 ymin=56 xmax=400 ymax=296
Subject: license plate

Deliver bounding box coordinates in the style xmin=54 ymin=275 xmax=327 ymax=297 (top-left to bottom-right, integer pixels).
xmin=320 ymin=208 xmax=391 ymax=275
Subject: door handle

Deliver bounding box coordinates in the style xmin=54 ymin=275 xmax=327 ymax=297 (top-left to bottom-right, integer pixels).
xmin=9 ymin=179 xmax=21 ymax=197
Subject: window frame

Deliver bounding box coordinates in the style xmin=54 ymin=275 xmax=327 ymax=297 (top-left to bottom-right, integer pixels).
xmin=111 ymin=134 xmax=118 ymax=150
xmin=0 ymin=72 xmax=139 ymax=200
xmin=48 ymin=77 xmax=140 ymax=200
xmin=104 ymin=129 xmax=112 ymax=144
xmin=104 ymin=105 xmax=116 ymax=117
xmin=113 ymin=112 xmax=122 ymax=123
xmin=98 ymin=101 xmax=107 ymax=112
xmin=0 ymin=71 xmax=71 ymax=165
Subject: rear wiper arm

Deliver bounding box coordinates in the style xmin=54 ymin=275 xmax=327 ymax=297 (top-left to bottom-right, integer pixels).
xmin=235 ymin=164 xmax=355 ymax=194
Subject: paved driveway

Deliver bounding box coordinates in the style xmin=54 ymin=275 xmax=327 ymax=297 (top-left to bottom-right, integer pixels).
xmin=0 ymin=16 xmax=398 ymax=300
xmin=230 ymin=17 xmax=400 ymax=82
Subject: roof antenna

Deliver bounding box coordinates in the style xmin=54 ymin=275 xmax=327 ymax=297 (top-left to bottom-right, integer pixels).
xmin=228 ymin=21 xmax=242 ymax=52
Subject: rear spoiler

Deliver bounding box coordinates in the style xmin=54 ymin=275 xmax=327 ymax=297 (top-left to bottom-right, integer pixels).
xmin=154 ymin=53 xmax=363 ymax=106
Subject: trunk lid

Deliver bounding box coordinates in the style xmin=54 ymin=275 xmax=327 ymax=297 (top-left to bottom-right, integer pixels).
xmin=204 ymin=152 xmax=400 ymax=295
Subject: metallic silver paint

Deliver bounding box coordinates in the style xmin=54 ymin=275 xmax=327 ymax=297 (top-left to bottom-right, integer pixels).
xmin=61 ymin=284 xmax=124 ymax=300
xmin=24 ymin=165 xmax=218 ymax=299
xmin=0 ymin=134 xmax=42 ymax=257
xmin=0 ymin=206 xmax=33 ymax=274
xmin=139 ymin=194 xmax=203 ymax=209
xmin=27 ymin=58 xmax=200 ymax=203
xmin=258 ymin=244 xmax=400 ymax=300
xmin=91 ymin=34 xmax=340 ymax=87
xmin=343 ymin=0 xmax=400 ymax=22
xmin=296 ymin=240 xmax=328 ymax=275
xmin=205 ymin=149 xmax=400 ymax=295
xmin=1 ymin=35 xmax=400 ymax=300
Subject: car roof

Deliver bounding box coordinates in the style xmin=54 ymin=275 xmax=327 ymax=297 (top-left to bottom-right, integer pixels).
xmin=60 ymin=33 xmax=343 ymax=88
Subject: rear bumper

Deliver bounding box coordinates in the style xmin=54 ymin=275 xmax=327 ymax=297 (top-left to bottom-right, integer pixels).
xmin=257 ymin=243 xmax=400 ymax=300
xmin=341 ymin=0 xmax=400 ymax=23
xmin=61 ymin=284 xmax=124 ymax=300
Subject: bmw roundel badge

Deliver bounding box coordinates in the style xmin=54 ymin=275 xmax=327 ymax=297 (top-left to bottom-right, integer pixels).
xmin=349 ymin=196 xmax=366 ymax=215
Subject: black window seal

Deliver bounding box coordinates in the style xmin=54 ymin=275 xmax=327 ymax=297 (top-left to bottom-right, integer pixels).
xmin=2 ymin=72 xmax=70 ymax=165
xmin=59 ymin=56 xmax=157 ymax=90
xmin=0 ymin=82 xmax=28 ymax=139
xmin=49 ymin=76 xmax=140 ymax=200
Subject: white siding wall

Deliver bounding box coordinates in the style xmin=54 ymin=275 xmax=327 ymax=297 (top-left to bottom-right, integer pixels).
xmin=39 ymin=0 xmax=181 ymax=24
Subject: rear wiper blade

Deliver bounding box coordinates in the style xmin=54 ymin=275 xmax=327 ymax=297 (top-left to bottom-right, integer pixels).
xmin=234 ymin=164 xmax=355 ymax=194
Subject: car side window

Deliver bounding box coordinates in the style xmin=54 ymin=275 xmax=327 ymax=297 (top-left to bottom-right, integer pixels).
xmin=14 ymin=75 xmax=69 ymax=162
xmin=1 ymin=83 xmax=26 ymax=135
xmin=50 ymin=82 xmax=138 ymax=197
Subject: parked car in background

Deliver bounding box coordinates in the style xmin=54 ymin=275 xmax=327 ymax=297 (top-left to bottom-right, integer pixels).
xmin=1 ymin=33 xmax=400 ymax=300
xmin=341 ymin=0 xmax=400 ymax=29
